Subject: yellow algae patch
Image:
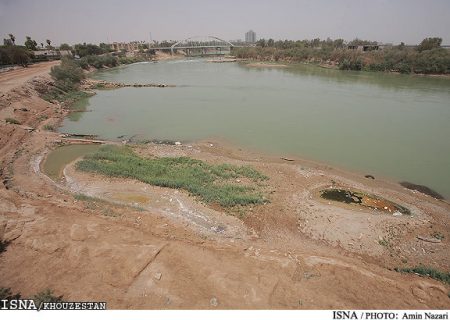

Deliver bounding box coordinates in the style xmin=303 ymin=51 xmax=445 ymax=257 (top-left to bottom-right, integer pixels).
xmin=111 ymin=193 xmax=150 ymax=204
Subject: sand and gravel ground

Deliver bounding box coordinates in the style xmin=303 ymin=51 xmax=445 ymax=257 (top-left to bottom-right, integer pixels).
xmin=0 ymin=62 xmax=449 ymax=309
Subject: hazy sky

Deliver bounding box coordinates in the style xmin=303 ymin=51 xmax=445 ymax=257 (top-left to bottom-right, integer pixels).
xmin=1 ymin=0 xmax=449 ymax=46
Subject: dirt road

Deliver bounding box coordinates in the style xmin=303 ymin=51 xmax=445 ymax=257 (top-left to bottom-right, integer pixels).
xmin=0 ymin=61 xmax=59 ymax=94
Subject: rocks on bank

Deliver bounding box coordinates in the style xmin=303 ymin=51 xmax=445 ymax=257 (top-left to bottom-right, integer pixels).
xmin=82 ymin=79 xmax=175 ymax=90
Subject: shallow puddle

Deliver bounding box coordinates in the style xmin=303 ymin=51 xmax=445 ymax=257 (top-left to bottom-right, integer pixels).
xmin=42 ymin=144 xmax=101 ymax=180
xmin=321 ymin=188 xmax=411 ymax=215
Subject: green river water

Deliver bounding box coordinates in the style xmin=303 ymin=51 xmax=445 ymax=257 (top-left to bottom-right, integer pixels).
xmin=59 ymin=59 xmax=450 ymax=198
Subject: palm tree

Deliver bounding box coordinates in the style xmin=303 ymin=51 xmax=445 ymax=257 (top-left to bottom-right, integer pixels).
xmin=46 ymin=39 xmax=51 ymax=47
xmin=8 ymin=33 xmax=15 ymax=45
xmin=40 ymin=43 xmax=44 ymax=49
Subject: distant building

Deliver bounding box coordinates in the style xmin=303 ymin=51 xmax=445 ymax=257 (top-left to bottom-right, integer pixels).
xmin=347 ymin=44 xmax=380 ymax=52
xmin=245 ymin=30 xmax=256 ymax=43
xmin=32 ymin=50 xmax=72 ymax=59
xmin=110 ymin=41 xmax=142 ymax=52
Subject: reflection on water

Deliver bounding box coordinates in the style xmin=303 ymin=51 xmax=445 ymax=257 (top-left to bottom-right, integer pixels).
xmin=67 ymin=98 xmax=90 ymax=122
xmin=60 ymin=59 xmax=450 ymax=198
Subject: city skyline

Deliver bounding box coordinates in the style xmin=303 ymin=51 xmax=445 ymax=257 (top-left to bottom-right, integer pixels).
xmin=1 ymin=0 xmax=450 ymax=46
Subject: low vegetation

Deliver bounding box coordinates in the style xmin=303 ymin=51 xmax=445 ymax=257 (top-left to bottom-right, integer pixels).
xmin=76 ymin=145 xmax=268 ymax=207
xmin=0 ymin=287 xmax=63 ymax=305
xmin=40 ymin=57 xmax=89 ymax=105
xmin=76 ymin=54 xmax=118 ymax=69
xmin=5 ymin=118 xmax=21 ymax=125
xmin=74 ymin=193 xmax=138 ymax=215
xmin=75 ymin=54 xmax=148 ymax=70
xmin=74 ymin=193 xmax=109 ymax=211
xmin=118 ymin=56 xmax=147 ymax=64
xmin=0 ymin=287 xmax=21 ymax=300
xmin=395 ymin=266 xmax=450 ymax=284
xmin=32 ymin=289 xmax=64 ymax=306
xmin=45 ymin=57 xmax=85 ymax=102
xmin=378 ymin=238 xmax=392 ymax=248
xmin=431 ymin=232 xmax=445 ymax=240
xmin=43 ymin=124 xmax=55 ymax=131
xmin=0 ymin=240 xmax=10 ymax=253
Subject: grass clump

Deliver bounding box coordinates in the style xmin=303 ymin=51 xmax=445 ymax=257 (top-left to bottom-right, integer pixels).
xmin=395 ymin=266 xmax=450 ymax=284
xmin=74 ymin=193 xmax=108 ymax=210
xmin=32 ymin=289 xmax=64 ymax=306
xmin=76 ymin=145 xmax=268 ymax=207
xmin=0 ymin=240 xmax=10 ymax=254
xmin=5 ymin=118 xmax=21 ymax=125
xmin=74 ymin=193 xmax=99 ymax=202
xmin=37 ymin=115 xmax=48 ymax=122
xmin=0 ymin=287 xmax=21 ymax=300
xmin=1 ymin=287 xmax=64 ymax=306
xmin=42 ymin=86 xmax=90 ymax=105
xmin=43 ymin=124 xmax=55 ymax=131
xmin=431 ymin=232 xmax=445 ymax=240
xmin=378 ymin=238 xmax=391 ymax=247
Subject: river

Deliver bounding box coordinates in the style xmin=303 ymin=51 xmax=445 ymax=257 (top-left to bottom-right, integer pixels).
xmin=60 ymin=59 xmax=450 ymax=198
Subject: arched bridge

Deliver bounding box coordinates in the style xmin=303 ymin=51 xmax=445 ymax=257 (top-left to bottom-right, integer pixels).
xmin=152 ymin=36 xmax=235 ymax=56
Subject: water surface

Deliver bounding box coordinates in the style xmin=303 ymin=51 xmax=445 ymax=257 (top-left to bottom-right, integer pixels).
xmin=60 ymin=60 xmax=450 ymax=198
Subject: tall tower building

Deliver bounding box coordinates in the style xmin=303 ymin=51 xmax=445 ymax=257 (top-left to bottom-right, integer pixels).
xmin=245 ymin=30 xmax=256 ymax=43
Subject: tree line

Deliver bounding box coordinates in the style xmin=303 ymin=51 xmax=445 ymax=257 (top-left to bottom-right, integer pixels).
xmin=0 ymin=34 xmax=119 ymax=67
xmin=233 ymin=37 xmax=450 ymax=74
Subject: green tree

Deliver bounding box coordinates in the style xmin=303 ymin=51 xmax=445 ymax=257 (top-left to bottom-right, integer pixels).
xmin=267 ymin=38 xmax=275 ymax=47
xmin=256 ymin=38 xmax=266 ymax=48
xmin=0 ymin=46 xmax=31 ymax=66
xmin=333 ymin=39 xmax=345 ymax=48
xmin=50 ymin=57 xmax=85 ymax=88
xmin=46 ymin=39 xmax=52 ymax=49
xmin=99 ymin=43 xmax=112 ymax=52
xmin=59 ymin=43 xmax=72 ymax=50
xmin=24 ymin=36 xmax=38 ymax=51
xmin=417 ymin=37 xmax=442 ymax=52
xmin=73 ymin=43 xmax=105 ymax=57
xmin=348 ymin=38 xmax=377 ymax=46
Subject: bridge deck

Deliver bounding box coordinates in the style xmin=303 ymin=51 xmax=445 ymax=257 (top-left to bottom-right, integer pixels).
xmin=151 ymin=45 xmax=236 ymax=50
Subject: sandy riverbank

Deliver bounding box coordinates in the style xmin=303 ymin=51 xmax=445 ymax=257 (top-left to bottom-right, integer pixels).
xmin=0 ymin=63 xmax=449 ymax=309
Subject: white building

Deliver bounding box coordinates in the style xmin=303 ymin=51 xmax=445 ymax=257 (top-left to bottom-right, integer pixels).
xmin=245 ymin=30 xmax=256 ymax=43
